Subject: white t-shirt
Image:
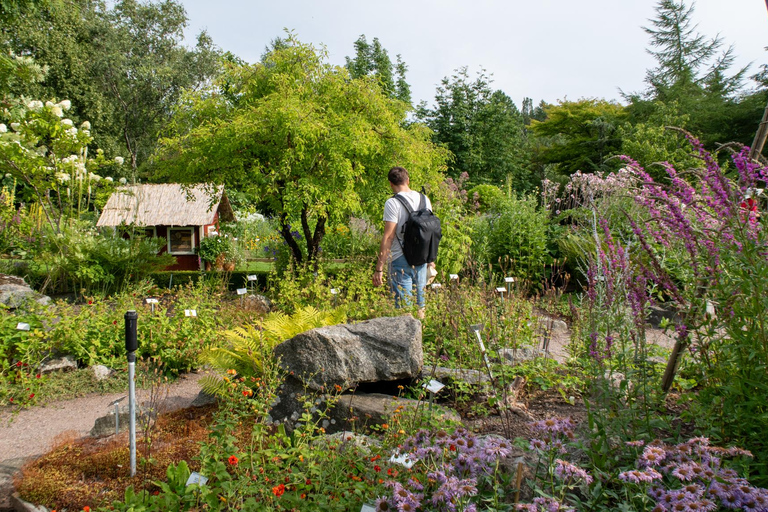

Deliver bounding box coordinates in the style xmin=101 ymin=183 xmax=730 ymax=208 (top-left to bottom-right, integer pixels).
xmin=383 ymin=190 xmax=433 ymax=262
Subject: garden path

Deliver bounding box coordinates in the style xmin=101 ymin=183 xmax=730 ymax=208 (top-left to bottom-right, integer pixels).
xmin=0 ymin=371 xmax=204 ymax=509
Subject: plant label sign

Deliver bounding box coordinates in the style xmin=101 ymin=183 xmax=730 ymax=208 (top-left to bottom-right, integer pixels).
xmin=389 ymin=452 xmax=416 ymax=469
xmin=495 ymin=287 xmax=507 ymax=293
xmin=449 ymin=274 xmax=459 ymax=280
xmin=145 ymin=298 xmax=159 ymax=304
xmin=431 ymin=283 xmax=441 ymax=289
xmin=186 ymin=471 xmax=208 ymax=487
xmin=184 ymin=309 xmax=197 ymax=317
xmin=330 ymin=288 xmax=340 ymax=295
xmin=360 ymin=505 xmax=376 ymax=512
xmin=247 ymin=274 xmax=258 ymax=281
xmin=236 ymin=288 xmax=247 ymax=295
xmin=504 ymin=277 xmax=515 ymax=283
xmin=16 ymin=322 xmax=30 ymax=331
xmin=424 ymin=379 xmax=445 ymax=394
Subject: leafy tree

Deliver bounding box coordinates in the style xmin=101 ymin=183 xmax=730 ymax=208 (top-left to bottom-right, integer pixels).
xmin=155 ymin=36 xmax=447 ymax=265
xmin=418 ymin=67 xmax=529 ymax=188
xmin=529 ymin=99 xmax=627 ymax=177
xmin=628 ymin=0 xmax=761 ymax=151
xmin=345 ymin=35 xmax=411 ymax=104
xmin=6 ymin=0 xmax=219 ymax=173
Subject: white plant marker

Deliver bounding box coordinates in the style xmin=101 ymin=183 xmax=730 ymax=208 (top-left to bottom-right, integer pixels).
xmin=424 ymin=379 xmax=445 ymax=394
xmin=431 ymin=283 xmax=442 ymax=289
xmin=186 ymin=472 xmax=209 ymax=487
xmin=145 ymin=297 xmax=158 ymax=313
xmin=16 ymin=322 xmax=30 ymax=331
xmin=236 ymin=288 xmax=247 ymax=295
xmin=449 ymin=274 xmax=459 ymax=280
xmin=360 ymin=505 xmax=376 ymax=512
xmin=504 ymin=276 xmax=515 ymax=294
xmin=389 ymin=452 xmax=416 ymax=469
xmin=184 ymin=309 xmax=197 ymax=317
xmin=330 ymin=288 xmax=340 ymax=295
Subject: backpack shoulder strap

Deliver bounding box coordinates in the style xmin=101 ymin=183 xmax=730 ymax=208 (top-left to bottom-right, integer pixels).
xmin=418 ymin=193 xmax=426 ymax=211
xmin=393 ymin=193 xmax=413 ymax=214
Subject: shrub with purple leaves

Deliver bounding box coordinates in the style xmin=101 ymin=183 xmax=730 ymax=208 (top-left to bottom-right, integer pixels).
xmin=375 ymin=428 xmax=515 ymax=511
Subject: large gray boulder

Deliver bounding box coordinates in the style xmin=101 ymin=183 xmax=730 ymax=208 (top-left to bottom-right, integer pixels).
xmin=0 ymin=274 xmax=50 ymax=309
xmin=329 ymin=392 xmax=460 ymax=432
xmin=273 ymin=316 xmax=423 ymax=391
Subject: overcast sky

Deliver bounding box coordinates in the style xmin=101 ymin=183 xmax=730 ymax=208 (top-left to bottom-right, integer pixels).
xmin=180 ymin=0 xmax=768 ymax=108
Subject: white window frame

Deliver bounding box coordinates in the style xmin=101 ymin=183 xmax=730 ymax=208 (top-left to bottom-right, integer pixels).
xmin=144 ymin=227 xmax=157 ymax=238
xmin=167 ymin=227 xmax=196 ymax=255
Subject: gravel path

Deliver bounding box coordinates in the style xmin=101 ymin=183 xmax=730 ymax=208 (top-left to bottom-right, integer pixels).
xmin=0 ymin=371 xmax=205 ymax=509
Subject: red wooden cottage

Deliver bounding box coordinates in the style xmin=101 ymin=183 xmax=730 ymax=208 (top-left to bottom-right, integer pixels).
xmin=96 ymin=184 xmax=235 ymax=271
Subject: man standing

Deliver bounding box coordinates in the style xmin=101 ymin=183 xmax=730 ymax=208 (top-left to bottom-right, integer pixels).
xmin=372 ymin=166 xmax=436 ymax=319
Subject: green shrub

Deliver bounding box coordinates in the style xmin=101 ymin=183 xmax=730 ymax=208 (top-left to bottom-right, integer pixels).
xmin=467 ymin=183 xmax=504 ymax=213
xmin=483 ymin=195 xmax=550 ymax=288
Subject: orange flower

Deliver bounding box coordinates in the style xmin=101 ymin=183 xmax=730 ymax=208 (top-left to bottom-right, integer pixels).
xmin=228 ymin=455 xmax=239 ymax=466
xmin=83 ymin=507 xmax=90 ymax=512
xmin=272 ymin=483 xmax=286 ymax=497
xmin=242 ymin=389 xmax=253 ymax=397
xmin=381 ymin=423 xmax=389 ymax=430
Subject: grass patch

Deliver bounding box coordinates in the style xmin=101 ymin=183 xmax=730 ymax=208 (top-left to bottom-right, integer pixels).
xmin=35 ymin=369 xmax=145 ymax=404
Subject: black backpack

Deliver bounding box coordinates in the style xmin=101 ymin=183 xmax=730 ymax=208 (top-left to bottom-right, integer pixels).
xmin=393 ymin=192 xmax=442 ymax=266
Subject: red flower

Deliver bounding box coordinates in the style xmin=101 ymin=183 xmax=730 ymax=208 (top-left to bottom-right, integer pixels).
xmin=741 ymin=197 xmax=758 ymax=213
xmin=15 ymin=361 xmax=21 ymax=367
xmin=374 ymin=465 xmax=381 ymax=472
xmin=83 ymin=507 xmax=90 ymax=512
xmin=272 ymin=483 xmax=285 ymax=497
xmin=35 ymin=374 xmax=41 ymax=379
xmin=449 ymin=444 xmax=457 ymax=451
xmin=29 ymin=393 xmax=34 ymax=399
xmin=88 ymin=300 xmax=93 ymax=305
xmin=228 ymin=455 xmax=238 ymax=466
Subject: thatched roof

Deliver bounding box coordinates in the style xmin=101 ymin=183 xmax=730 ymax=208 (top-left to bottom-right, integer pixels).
xmin=96 ymin=184 xmax=235 ymax=227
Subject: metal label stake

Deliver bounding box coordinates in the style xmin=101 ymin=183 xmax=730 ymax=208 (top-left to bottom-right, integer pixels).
xmin=124 ymin=311 xmax=138 ymax=477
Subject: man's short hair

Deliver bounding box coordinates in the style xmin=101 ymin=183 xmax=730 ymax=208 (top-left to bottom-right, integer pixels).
xmin=388 ymin=167 xmax=409 ymax=185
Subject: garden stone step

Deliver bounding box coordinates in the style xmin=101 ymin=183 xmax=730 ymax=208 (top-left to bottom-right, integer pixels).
xmin=329 ymin=392 xmax=461 ymax=432
xmin=421 ymin=367 xmax=490 ymax=386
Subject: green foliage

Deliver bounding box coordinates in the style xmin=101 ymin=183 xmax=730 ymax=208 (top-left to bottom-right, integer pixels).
xmin=418 ymin=67 xmax=530 ymax=188
xmin=345 ymin=34 xmax=411 ymax=104
xmin=466 ymin=183 xmax=504 ymax=213
xmin=483 ymin=195 xmax=550 ymax=288
xmin=24 ymin=223 xmax=174 ymax=295
xmin=0 ymin=304 xmax=47 ymax=406
xmin=199 ymin=305 xmax=346 ymax=396
xmin=316 ymin=218 xmax=379 ymax=260
xmin=7 ymin=0 xmax=220 ymax=172
xmin=529 ymin=99 xmax=627 ymax=177
xmin=197 ymin=233 xmax=233 ymax=265
xmin=157 ymin=34 xmax=448 ymax=265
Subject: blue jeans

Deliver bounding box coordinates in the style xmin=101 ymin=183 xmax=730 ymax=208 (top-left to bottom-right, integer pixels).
xmin=389 ymin=255 xmax=427 ymax=309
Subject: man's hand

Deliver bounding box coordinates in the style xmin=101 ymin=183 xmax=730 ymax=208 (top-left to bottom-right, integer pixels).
xmin=372 ymin=270 xmax=384 ymax=287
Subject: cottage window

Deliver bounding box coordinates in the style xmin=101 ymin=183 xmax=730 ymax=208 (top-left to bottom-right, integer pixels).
xmin=168 ymin=227 xmax=195 ymax=255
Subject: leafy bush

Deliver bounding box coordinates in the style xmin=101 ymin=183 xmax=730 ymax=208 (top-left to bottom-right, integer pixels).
xmin=0 ymin=305 xmax=47 ymax=406
xmin=483 ymin=195 xmax=550 ymax=288
xmin=24 ymin=223 xmax=174 ymax=295
xmin=467 ymin=183 xmax=504 ymax=213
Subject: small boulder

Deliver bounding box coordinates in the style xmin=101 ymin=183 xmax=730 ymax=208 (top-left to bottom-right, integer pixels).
xmin=329 ymin=392 xmax=461 ymax=432
xmin=422 ymin=367 xmax=490 ymax=386
xmin=39 ymin=355 xmax=77 ymax=374
xmin=0 ymin=274 xmax=50 ymax=309
xmin=92 ymin=365 xmax=113 ymax=381
xmin=274 ymin=316 xmax=423 ymax=391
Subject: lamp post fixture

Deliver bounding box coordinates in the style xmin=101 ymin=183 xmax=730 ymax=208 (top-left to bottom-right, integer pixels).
xmin=124 ymin=310 xmax=138 ymax=477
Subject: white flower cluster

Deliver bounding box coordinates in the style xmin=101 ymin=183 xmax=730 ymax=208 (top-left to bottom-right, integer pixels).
xmin=0 ymin=124 xmax=6 ymax=133
xmin=114 ymin=156 xmax=124 ymax=165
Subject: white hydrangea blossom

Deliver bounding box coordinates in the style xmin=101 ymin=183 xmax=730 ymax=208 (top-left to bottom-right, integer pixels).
xmin=51 ymin=106 xmax=64 ymax=118
xmin=0 ymin=124 xmax=6 ymax=133
xmin=45 ymin=101 xmax=54 ymax=108
xmin=89 ymin=172 xmax=101 ymax=182
xmin=27 ymin=100 xmax=43 ymax=110
xmin=61 ymin=119 xmax=74 ymax=127
xmin=10 ymin=123 xmax=20 ymax=131
xmin=65 ymin=127 xmax=77 ymax=137
xmin=80 ymin=121 xmax=91 ymax=130
xmin=104 ymin=176 xmax=113 ymax=183
xmin=119 ymin=177 xmax=127 ymax=184
xmin=114 ymin=156 xmax=124 ymax=165
xmin=57 ymin=100 xmax=71 ymax=110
